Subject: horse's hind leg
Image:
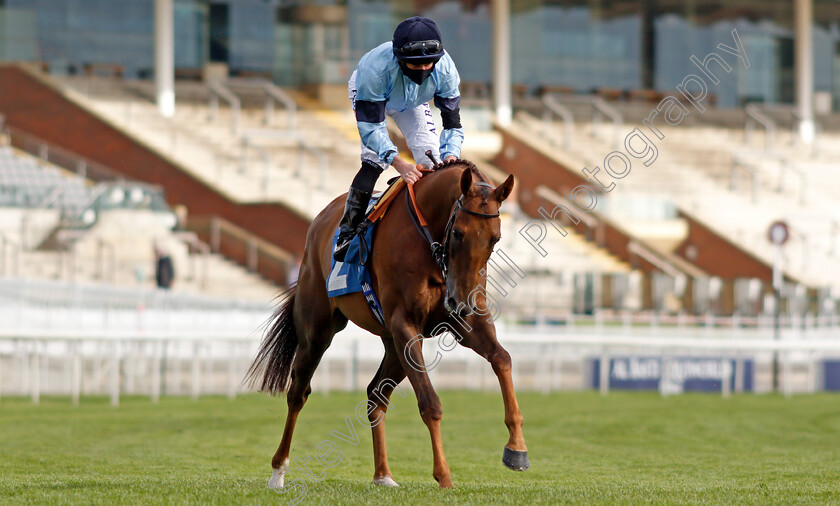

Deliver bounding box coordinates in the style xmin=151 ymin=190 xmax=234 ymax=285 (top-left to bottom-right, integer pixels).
xmin=367 ymin=337 xmax=407 ymax=487
xmin=269 ymin=308 xmax=347 ymax=488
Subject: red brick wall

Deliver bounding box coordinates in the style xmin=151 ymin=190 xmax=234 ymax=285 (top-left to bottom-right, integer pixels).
xmin=674 ymin=211 xmax=775 ymax=282
xmin=492 ymin=126 xmax=660 ymax=273
xmin=492 ymin=124 xmax=776 ymax=283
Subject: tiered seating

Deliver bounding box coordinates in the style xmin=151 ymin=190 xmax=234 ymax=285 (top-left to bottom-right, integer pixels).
xmin=51 ymin=76 xmax=369 ymax=219
xmin=0 ymin=146 xmax=282 ymax=300
xmin=516 ymin=101 xmax=840 ymax=290
xmin=49 ymin=75 xmax=642 ymax=313
xmin=489 ymin=209 xmax=631 ymax=320
xmin=0 ymin=146 xmax=89 ymax=210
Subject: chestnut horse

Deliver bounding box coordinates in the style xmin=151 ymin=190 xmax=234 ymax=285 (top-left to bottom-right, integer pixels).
xmin=246 ymin=160 xmax=528 ymax=489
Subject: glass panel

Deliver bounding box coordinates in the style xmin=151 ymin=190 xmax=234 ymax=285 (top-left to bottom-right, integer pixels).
xmin=175 ymin=0 xmax=208 ymax=70
xmin=0 ymin=0 xmax=836 ymax=110
xmin=229 ymin=0 xmax=275 ymax=75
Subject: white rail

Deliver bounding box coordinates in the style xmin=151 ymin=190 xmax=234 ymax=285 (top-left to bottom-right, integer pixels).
xmin=208 ymin=80 xmax=241 ymax=134
xmin=549 ymin=94 xmax=624 ymax=148
xmin=226 ymin=78 xmax=297 ymax=131
xmin=541 ymin=95 xmax=574 ymax=148
xmin=744 ymin=103 xmax=776 ymax=152
xmin=1 ymin=328 xmax=838 ymax=404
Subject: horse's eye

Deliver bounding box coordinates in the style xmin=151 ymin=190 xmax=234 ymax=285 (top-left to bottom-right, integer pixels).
xmin=453 ymin=229 xmax=465 ymax=242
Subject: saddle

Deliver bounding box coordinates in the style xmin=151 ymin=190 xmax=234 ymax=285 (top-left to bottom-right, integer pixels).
xmin=363 ymin=176 xmax=406 ymax=225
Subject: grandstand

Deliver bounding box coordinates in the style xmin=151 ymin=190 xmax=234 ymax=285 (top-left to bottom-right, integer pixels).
xmin=0 ymin=135 xmax=280 ymax=300
xmin=16 ymin=67 xmax=625 ymax=317
xmin=2 ymin=61 xmax=839 ymax=322
xmin=1 ymin=0 xmax=840 ymax=404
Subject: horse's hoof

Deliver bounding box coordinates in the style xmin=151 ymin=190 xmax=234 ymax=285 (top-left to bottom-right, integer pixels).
xmin=373 ymin=476 xmax=399 ymax=487
xmin=267 ymin=462 xmax=289 ymax=489
xmin=502 ymin=446 xmax=529 ymax=471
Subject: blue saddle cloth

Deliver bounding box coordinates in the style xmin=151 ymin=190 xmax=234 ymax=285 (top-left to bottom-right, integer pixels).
xmin=327 ymin=223 xmax=376 ymax=297
xmin=326 ymin=198 xmax=386 ymax=325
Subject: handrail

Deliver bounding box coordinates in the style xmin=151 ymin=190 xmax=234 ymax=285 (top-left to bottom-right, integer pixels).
xmin=591 ymin=97 xmax=623 ymax=148
xmin=541 ymin=95 xmax=574 ymax=148
xmin=0 ymin=232 xmax=21 ymax=277
xmin=263 ymin=82 xmax=297 ymax=130
xmin=296 ymin=141 xmax=328 ymax=190
xmin=756 ymin=103 xmax=821 ymax=147
xmin=226 ymin=77 xmax=297 ymax=130
xmin=207 ymin=80 xmax=241 ymax=135
xmin=732 ymin=149 xmax=806 ymax=206
xmin=627 ymin=241 xmax=683 ymax=279
xmin=3 ymin=125 xmax=124 ymax=182
xmin=35 ymin=185 xmax=67 ymax=211
xmin=239 ymin=129 xmax=327 ymax=191
xmin=549 ymin=94 xmax=623 ymax=148
xmin=535 ymin=185 xmax=598 ymax=228
xmin=239 ymin=138 xmax=273 ymax=192
xmin=186 ymin=215 xmax=295 ymax=286
xmin=71 ymin=182 xmax=112 ymax=214
xmin=172 ymin=231 xmax=210 ymax=290
xmin=777 ymin=159 xmax=806 ymax=206
xmin=730 ymin=155 xmax=759 ymax=203
xmin=744 ymin=103 xmax=775 ymax=152
xmin=531 ymin=186 xmax=709 ymax=281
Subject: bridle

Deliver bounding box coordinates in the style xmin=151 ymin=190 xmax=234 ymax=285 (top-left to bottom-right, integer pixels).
xmin=406 ymin=180 xmax=499 ymax=280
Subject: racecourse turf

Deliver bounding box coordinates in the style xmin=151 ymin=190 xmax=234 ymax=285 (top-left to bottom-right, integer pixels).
xmin=1 ymin=391 xmax=838 ymax=504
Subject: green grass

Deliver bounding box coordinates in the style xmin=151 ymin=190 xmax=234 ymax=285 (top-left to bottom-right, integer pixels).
xmin=1 ymin=391 xmax=839 ymax=504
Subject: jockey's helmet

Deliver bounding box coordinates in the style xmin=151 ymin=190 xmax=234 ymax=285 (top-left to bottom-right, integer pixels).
xmin=392 ymin=17 xmax=445 ymax=64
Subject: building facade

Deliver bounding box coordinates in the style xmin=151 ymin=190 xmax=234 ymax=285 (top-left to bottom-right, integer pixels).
xmin=1 ymin=0 xmax=839 ymax=109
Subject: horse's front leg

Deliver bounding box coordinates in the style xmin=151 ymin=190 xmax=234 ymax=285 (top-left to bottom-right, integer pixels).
xmin=458 ymin=318 xmax=529 ymax=471
xmin=391 ymin=310 xmax=453 ymax=488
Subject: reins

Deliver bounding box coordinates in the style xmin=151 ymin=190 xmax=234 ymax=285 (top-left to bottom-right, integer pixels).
xmin=405 ymin=175 xmax=499 ymax=280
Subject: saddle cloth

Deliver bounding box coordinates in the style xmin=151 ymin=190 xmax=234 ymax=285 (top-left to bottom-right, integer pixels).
xmin=326 ymin=194 xmax=386 ymax=325
xmin=324 ymin=177 xmax=408 ymax=326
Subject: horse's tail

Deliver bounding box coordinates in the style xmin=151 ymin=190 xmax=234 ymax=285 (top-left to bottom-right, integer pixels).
xmin=244 ymin=284 xmax=298 ymax=395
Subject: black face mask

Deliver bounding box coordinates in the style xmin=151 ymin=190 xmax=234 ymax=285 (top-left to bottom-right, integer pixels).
xmin=400 ymin=62 xmax=434 ymax=85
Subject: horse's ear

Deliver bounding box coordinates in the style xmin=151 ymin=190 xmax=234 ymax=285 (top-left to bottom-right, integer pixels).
xmin=494 ymin=174 xmax=515 ymax=202
xmin=459 ymin=168 xmax=472 ymax=195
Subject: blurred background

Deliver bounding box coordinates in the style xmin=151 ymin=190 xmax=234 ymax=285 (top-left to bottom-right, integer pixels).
xmin=0 ymin=0 xmax=839 ymax=404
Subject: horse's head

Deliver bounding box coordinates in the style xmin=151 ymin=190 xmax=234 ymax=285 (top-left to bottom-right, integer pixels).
xmin=444 ymin=168 xmax=514 ymax=315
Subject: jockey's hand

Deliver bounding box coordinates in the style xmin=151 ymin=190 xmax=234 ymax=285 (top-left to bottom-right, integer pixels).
xmin=392 ymin=155 xmax=423 ymax=185
xmin=444 ymin=155 xmax=457 ymax=163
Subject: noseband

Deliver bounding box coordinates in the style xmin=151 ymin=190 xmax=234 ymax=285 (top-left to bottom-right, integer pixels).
xmin=406 ymin=181 xmax=499 ymax=280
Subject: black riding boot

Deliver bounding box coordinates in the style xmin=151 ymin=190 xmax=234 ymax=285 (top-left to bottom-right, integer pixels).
xmin=333 ymin=186 xmax=372 ymax=262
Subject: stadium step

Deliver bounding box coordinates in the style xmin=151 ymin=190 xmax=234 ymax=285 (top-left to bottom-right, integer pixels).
xmin=511 ymin=111 xmax=840 ymax=290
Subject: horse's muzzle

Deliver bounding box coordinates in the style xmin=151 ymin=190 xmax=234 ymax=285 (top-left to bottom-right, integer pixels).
xmin=445 ymin=294 xmax=477 ymax=317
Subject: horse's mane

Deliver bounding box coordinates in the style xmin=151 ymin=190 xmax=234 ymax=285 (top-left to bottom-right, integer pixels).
xmin=433 ymin=158 xmax=489 ymax=184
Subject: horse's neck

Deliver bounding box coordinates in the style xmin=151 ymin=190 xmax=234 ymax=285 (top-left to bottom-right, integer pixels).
xmin=416 ymin=168 xmax=465 ymax=238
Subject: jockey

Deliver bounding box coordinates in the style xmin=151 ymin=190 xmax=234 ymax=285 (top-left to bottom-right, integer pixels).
xmin=333 ymin=16 xmax=464 ymax=262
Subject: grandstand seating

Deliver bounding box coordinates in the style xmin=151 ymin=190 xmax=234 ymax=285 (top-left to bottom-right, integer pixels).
xmin=0 ymin=144 xmax=282 ymax=300
xmin=513 ymin=99 xmax=840 ymax=292
xmin=0 ymin=146 xmax=88 ymax=212
xmin=41 ymin=74 xmax=635 ymax=315
xmin=52 ymin=75 xmax=361 ymax=218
